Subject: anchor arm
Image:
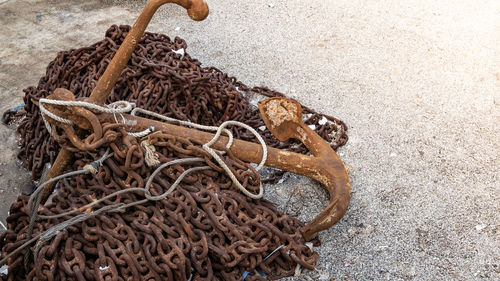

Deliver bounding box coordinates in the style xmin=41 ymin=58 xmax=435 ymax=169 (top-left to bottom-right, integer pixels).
xmin=258 ymin=97 xmax=351 ymax=241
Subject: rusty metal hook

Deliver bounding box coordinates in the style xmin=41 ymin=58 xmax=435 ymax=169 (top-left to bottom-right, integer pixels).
xmin=258 ymin=98 xmax=350 ymax=241
xmin=39 ymin=0 xmax=350 ymax=240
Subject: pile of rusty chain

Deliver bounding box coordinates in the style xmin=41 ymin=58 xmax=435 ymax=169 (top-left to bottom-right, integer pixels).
xmin=1 ymin=25 xmax=348 ymax=280
xmin=7 ymin=25 xmax=347 ymax=182
xmin=2 ymin=128 xmax=318 ymax=280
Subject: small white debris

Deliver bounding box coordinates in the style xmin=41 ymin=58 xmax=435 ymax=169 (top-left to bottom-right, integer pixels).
xmin=319 ymin=274 xmax=330 ymax=281
xmin=278 ymin=177 xmax=285 ymax=184
xmin=0 ymin=265 xmax=8 ymax=275
xmin=258 ymin=126 xmax=266 ymax=131
xmin=99 ymin=265 xmax=110 ymax=271
xmin=318 ymin=116 xmax=328 ymax=125
xmin=268 ymin=3 xmax=275 ymax=8
xmin=0 ymin=220 xmax=6 ymax=230
xmin=308 ymin=124 xmax=316 ymax=130
xmin=174 ymin=26 xmax=180 ymax=31
xmin=248 ymin=97 xmax=259 ymax=107
xmin=294 ymin=263 xmax=302 ymax=277
xmin=172 ymin=48 xmax=185 ymax=59
xmin=389 ymin=152 xmax=397 ymax=157
xmin=475 ymin=224 xmax=487 ymax=231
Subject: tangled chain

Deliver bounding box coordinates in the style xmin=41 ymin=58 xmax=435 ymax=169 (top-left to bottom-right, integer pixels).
xmin=1 ymin=25 xmax=348 ymax=280
xmin=1 ymin=128 xmax=317 ymax=280
xmin=10 ymin=25 xmax=347 ymax=183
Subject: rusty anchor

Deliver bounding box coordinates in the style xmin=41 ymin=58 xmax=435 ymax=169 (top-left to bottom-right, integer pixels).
xmin=39 ymin=0 xmax=350 ymax=241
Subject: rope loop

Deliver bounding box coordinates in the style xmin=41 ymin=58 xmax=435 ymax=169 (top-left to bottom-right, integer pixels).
xmin=37 ymin=98 xmax=136 ymax=134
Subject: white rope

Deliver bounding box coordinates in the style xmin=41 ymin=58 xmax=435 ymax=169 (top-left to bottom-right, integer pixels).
xmin=131 ymin=107 xmax=234 ymax=149
xmin=142 ymin=139 xmax=160 ymax=167
xmin=38 ymin=99 xmax=135 ymax=134
xmin=127 ymin=126 xmax=154 ymax=138
xmin=132 ymin=108 xmax=268 ymax=199
xmin=143 ymin=158 xmax=210 ymax=201
xmin=203 ymin=120 xmax=267 ymax=199
xmin=39 ymin=99 xmax=135 ymax=116
xmin=38 ymin=99 xmax=154 ymax=137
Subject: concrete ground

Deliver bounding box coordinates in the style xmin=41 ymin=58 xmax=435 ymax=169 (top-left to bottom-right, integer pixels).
xmin=0 ymin=0 xmax=499 ymax=280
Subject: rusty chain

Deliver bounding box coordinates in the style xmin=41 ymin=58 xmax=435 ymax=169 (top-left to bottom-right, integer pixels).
xmin=1 ymin=25 xmax=348 ymax=280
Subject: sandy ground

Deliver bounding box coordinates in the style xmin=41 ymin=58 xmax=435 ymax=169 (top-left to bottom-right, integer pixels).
xmin=0 ymin=0 xmax=499 ymax=280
